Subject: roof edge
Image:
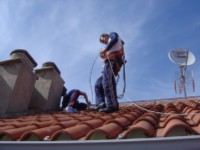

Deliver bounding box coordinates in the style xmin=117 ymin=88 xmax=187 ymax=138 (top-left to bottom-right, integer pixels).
xmin=1 ymin=135 xmax=200 ymax=150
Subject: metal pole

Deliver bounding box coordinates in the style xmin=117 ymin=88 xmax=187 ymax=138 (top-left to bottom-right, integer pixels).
xmin=180 ymin=66 xmax=187 ymax=99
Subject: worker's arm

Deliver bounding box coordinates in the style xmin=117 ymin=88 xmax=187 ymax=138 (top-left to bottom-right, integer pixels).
xmin=80 ymin=91 xmax=91 ymax=105
xmin=100 ymin=32 xmax=119 ymax=58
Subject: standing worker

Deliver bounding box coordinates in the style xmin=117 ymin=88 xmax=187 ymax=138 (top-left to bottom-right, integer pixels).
xmin=95 ymin=32 xmax=125 ymax=113
xmin=61 ymin=88 xmax=91 ymax=112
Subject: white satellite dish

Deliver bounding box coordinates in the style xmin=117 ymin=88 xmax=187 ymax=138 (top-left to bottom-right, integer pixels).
xmin=169 ymin=48 xmax=196 ymax=66
xmin=168 ymin=48 xmax=196 ymax=99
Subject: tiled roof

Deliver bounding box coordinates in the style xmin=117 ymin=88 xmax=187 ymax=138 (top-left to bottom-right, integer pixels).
xmin=1 ymin=99 xmax=200 ymax=141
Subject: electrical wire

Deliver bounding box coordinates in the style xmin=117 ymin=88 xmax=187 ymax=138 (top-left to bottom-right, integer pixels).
xmin=90 ymin=52 xmax=200 ymax=117
xmin=114 ymin=66 xmax=200 ymax=117
xmin=89 ymin=54 xmax=99 ymax=103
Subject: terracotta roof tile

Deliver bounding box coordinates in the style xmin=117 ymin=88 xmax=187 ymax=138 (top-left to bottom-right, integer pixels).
xmin=20 ymin=125 xmax=62 ymax=141
xmin=135 ymin=114 xmax=158 ymax=127
xmin=121 ymin=113 xmax=137 ymax=122
xmin=0 ymin=125 xmax=15 ymax=131
xmin=31 ymin=121 xmax=56 ymax=128
xmin=12 ymin=122 xmax=30 ymax=128
xmin=156 ymin=118 xmax=198 ymax=137
xmin=105 ymin=117 xmax=131 ymax=128
xmin=85 ymin=122 xmax=123 ymax=140
xmin=1 ymin=98 xmax=200 ymax=141
xmin=191 ymin=113 xmax=200 ymax=125
xmin=186 ymin=100 xmax=200 ymax=108
xmin=53 ymin=120 xmax=80 ymax=128
xmin=51 ymin=124 xmax=93 ymax=140
xmin=73 ymin=116 xmax=94 ymax=121
xmin=79 ymin=119 xmax=104 ymax=129
xmin=0 ymin=125 xmax=38 ymax=140
xmin=97 ymin=115 xmax=115 ymax=121
xmin=122 ymin=120 xmax=155 ymax=138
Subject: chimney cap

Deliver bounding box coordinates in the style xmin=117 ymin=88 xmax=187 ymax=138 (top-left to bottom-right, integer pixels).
xmin=42 ymin=61 xmax=61 ymax=75
xmin=10 ymin=49 xmax=38 ymax=67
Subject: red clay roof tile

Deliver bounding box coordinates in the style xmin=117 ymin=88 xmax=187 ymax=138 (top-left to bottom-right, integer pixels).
xmin=53 ymin=120 xmax=80 ymax=128
xmin=0 ymin=125 xmax=15 ymax=131
xmin=97 ymin=115 xmax=115 ymax=121
xmin=20 ymin=125 xmax=62 ymax=141
xmin=156 ymin=118 xmax=198 ymax=137
xmin=51 ymin=124 xmax=93 ymax=140
xmin=12 ymin=122 xmax=30 ymax=128
xmin=121 ymin=113 xmax=137 ymax=122
xmin=85 ymin=122 xmax=123 ymax=140
xmin=31 ymin=121 xmax=55 ymax=128
xmin=0 ymin=125 xmax=38 ymax=140
xmin=1 ymin=98 xmax=200 ymax=141
xmin=79 ymin=119 xmax=104 ymax=129
xmin=122 ymin=120 xmax=155 ymax=138
xmin=105 ymin=117 xmax=131 ymax=128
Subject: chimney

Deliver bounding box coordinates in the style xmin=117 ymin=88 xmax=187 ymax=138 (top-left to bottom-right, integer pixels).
xmin=0 ymin=49 xmax=37 ymax=115
xmin=30 ymin=61 xmax=65 ymax=111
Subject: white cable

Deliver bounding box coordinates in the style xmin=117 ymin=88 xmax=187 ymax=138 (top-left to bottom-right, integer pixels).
xmin=89 ymin=54 xmax=99 ymax=103
xmin=107 ymin=55 xmax=200 ymax=117
xmin=117 ymin=73 xmax=200 ymax=116
xmin=90 ymin=53 xmax=200 ymax=117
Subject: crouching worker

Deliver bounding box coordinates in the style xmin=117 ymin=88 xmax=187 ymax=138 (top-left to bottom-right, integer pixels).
xmin=61 ymin=88 xmax=91 ymax=112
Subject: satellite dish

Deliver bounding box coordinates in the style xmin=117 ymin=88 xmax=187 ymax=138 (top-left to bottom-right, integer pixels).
xmin=169 ymin=48 xmax=196 ymax=66
xmin=168 ymin=48 xmax=196 ymax=99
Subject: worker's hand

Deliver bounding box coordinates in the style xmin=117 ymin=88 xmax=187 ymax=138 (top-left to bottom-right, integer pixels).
xmin=87 ymin=101 xmax=91 ymax=106
xmin=100 ymin=49 xmax=106 ymax=59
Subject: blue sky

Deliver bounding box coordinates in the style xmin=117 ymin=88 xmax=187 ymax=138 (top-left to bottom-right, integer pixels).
xmin=0 ymin=0 xmax=200 ymax=104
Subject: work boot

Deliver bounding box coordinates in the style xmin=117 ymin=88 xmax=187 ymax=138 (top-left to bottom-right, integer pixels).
xmin=65 ymin=106 xmax=78 ymax=113
xmin=99 ymin=106 xmax=119 ymax=113
xmin=96 ymin=102 xmax=106 ymax=111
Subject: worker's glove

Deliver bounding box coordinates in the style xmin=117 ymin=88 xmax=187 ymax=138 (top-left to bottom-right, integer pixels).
xmin=100 ymin=49 xmax=106 ymax=59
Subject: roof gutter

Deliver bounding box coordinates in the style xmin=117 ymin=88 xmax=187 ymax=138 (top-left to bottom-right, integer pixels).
xmin=1 ymin=135 xmax=200 ymax=150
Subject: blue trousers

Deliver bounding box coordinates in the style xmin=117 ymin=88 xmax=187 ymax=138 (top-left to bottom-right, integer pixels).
xmin=95 ymin=61 xmax=119 ymax=108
